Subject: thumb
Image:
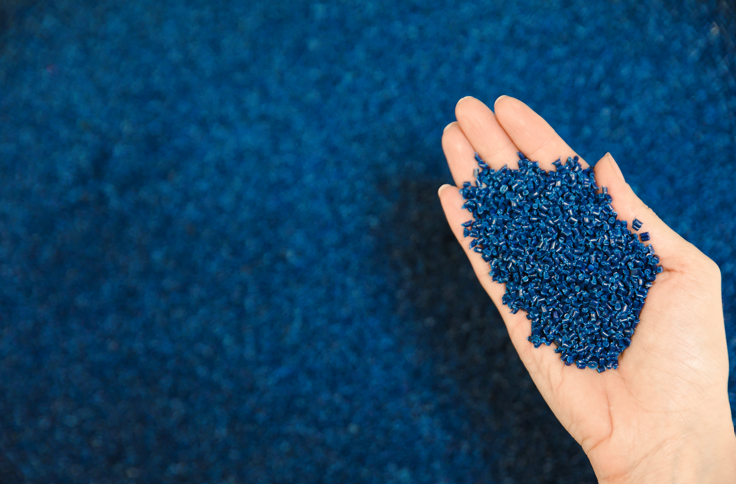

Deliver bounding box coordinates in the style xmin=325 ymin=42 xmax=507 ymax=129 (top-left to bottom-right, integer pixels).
xmin=594 ymin=153 xmax=714 ymax=273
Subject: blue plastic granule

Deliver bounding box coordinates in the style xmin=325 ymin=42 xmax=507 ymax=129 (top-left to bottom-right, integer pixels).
xmin=632 ymin=218 xmax=643 ymax=231
xmin=460 ymin=153 xmax=661 ymax=372
xmin=640 ymin=232 xmax=650 ymax=242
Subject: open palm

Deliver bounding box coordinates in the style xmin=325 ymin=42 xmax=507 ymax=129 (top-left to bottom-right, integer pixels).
xmin=438 ymin=96 xmax=736 ymax=482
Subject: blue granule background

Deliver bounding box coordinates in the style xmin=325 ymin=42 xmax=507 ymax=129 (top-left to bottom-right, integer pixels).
xmin=0 ymin=0 xmax=734 ymax=482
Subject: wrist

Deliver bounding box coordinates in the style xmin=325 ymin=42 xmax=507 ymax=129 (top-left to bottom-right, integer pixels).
xmin=596 ymin=423 xmax=736 ymax=484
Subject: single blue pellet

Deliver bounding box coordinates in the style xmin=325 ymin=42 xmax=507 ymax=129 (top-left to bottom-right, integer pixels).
xmin=640 ymin=232 xmax=650 ymax=242
xmin=632 ymin=218 xmax=643 ymax=231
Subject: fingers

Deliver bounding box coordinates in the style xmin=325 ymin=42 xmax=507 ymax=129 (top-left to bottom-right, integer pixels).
xmin=494 ymin=96 xmax=588 ymax=170
xmin=593 ymin=153 xmax=698 ymax=268
xmin=437 ymin=184 xmax=569 ymax=385
xmin=437 ymin=184 xmax=506 ymax=309
xmin=453 ymin=97 xmax=520 ymax=170
xmin=441 ymin=122 xmax=481 ymax=187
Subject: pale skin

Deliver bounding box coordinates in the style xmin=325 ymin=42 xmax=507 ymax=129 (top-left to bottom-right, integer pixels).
xmin=438 ymin=96 xmax=736 ymax=483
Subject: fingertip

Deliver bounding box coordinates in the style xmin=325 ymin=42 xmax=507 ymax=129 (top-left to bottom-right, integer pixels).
xmin=438 ymin=184 xmax=454 ymax=198
xmin=494 ymin=94 xmax=520 ymax=114
xmin=493 ymin=96 xmax=535 ymax=129
xmin=594 ymin=153 xmax=626 ymax=193
xmin=605 ymin=152 xmax=624 ymax=181
xmin=455 ymin=96 xmax=478 ymax=118
xmin=456 ymin=96 xmax=477 ymax=110
xmin=455 ymin=96 xmax=490 ymax=121
xmin=443 ymin=121 xmax=459 ymax=134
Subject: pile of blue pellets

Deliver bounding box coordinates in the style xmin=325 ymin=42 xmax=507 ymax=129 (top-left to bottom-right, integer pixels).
xmin=460 ymin=153 xmax=662 ymax=372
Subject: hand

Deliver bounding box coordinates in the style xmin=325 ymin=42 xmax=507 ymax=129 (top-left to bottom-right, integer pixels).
xmin=438 ymin=96 xmax=736 ymax=483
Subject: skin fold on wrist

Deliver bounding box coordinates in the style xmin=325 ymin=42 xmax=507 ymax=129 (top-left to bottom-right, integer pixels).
xmin=594 ymin=422 xmax=736 ymax=484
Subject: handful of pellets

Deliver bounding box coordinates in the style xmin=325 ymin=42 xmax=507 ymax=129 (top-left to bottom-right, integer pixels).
xmin=460 ymin=153 xmax=661 ymax=372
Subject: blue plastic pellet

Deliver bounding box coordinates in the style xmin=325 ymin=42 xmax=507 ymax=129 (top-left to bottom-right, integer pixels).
xmin=632 ymin=218 xmax=643 ymax=231
xmin=640 ymin=232 xmax=650 ymax=242
xmin=460 ymin=152 xmax=660 ymax=372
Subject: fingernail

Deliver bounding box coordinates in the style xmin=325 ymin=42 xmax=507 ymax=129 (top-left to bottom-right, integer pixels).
xmin=494 ymin=94 xmax=508 ymax=106
xmin=443 ymin=121 xmax=457 ymax=133
xmin=456 ymin=96 xmax=474 ymax=108
xmin=438 ymin=184 xmax=452 ymax=197
xmin=607 ymin=153 xmax=624 ymax=181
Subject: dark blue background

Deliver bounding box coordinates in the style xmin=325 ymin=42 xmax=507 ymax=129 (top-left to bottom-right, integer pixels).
xmin=1 ymin=0 xmax=734 ymax=482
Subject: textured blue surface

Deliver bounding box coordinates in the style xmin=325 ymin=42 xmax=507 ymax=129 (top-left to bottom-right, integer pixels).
xmin=0 ymin=0 xmax=734 ymax=482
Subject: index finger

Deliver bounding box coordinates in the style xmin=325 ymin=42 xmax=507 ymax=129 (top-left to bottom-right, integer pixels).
xmin=494 ymin=96 xmax=588 ymax=170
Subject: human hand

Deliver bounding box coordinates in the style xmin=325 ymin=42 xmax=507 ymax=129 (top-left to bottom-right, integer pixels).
xmin=438 ymin=96 xmax=736 ymax=483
